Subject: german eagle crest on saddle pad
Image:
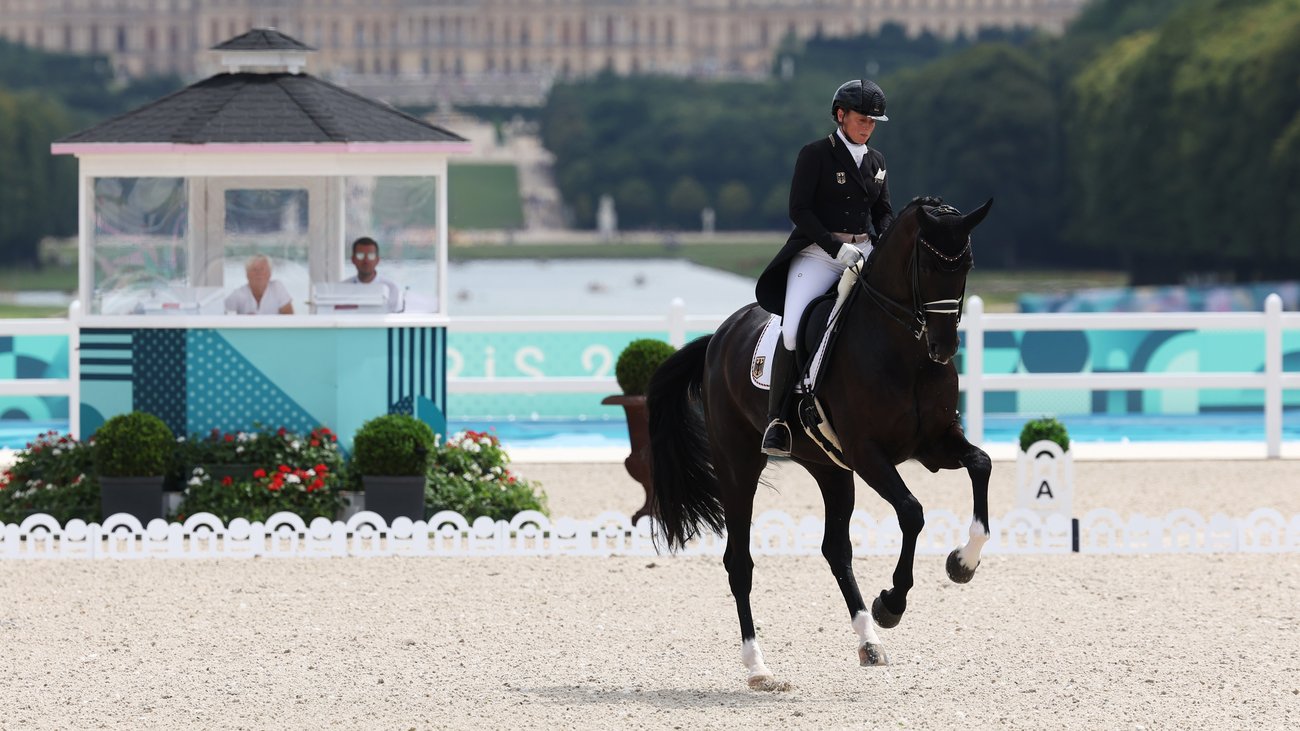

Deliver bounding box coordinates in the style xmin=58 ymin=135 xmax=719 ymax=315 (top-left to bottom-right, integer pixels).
xmin=750 ymin=263 xmax=862 ymax=468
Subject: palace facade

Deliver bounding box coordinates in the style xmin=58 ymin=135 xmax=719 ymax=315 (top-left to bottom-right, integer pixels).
xmin=0 ymin=0 xmax=1086 ymax=102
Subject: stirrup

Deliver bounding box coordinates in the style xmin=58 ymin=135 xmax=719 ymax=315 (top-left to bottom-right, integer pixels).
xmin=761 ymin=419 xmax=792 ymax=457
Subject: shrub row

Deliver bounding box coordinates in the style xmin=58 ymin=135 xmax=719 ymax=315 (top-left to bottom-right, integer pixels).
xmin=0 ymin=415 xmax=547 ymax=525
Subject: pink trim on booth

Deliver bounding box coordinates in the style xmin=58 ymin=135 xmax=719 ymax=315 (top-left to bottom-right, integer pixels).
xmin=50 ymin=141 xmax=473 ymax=155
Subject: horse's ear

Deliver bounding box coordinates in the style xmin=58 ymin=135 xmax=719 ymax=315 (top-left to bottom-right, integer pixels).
xmin=962 ymin=198 xmax=994 ymax=232
xmin=918 ymin=204 xmax=941 ymax=232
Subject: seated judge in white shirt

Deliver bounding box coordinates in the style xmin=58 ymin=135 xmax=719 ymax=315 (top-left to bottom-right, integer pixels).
xmin=224 ymin=254 xmax=294 ymax=315
xmin=343 ymin=236 xmax=403 ymax=313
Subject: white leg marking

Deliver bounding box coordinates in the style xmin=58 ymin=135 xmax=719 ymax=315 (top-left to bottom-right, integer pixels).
xmin=958 ymin=517 xmax=991 ymax=570
xmin=851 ymin=610 xmax=881 ymax=646
xmin=741 ymin=639 xmax=773 ymax=681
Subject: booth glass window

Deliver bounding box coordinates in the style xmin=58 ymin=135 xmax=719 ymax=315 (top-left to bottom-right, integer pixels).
xmin=221 ymin=187 xmax=313 ymax=311
xmin=345 ymin=175 xmax=440 ymax=313
xmin=91 ymin=177 xmax=190 ymax=315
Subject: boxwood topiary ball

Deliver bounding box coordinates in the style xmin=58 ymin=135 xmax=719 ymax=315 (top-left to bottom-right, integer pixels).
xmin=615 ymin=339 xmax=677 ymax=396
xmin=93 ymin=411 xmax=175 ymax=477
xmin=1018 ymin=416 xmax=1070 ymax=452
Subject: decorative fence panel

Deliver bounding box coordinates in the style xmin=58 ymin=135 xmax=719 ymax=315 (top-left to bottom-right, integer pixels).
xmin=3 ymin=508 xmax=1298 ymax=560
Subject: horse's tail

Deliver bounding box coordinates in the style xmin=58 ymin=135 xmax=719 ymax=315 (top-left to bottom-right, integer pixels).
xmin=647 ymin=335 xmax=723 ymax=552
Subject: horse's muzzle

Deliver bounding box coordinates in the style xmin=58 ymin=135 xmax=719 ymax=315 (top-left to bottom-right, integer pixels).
xmin=927 ymin=339 xmax=955 ymax=365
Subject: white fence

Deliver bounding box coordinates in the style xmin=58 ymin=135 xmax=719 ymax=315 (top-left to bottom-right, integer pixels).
xmin=3 ymin=507 xmax=1298 ymax=559
xmin=449 ymin=294 xmax=1300 ymax=457
xmin=2 ymin=295 xmax=1298 ymax=456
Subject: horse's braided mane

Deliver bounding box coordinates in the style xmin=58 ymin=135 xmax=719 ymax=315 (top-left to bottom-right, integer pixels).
xmin=876 ymin=195 xmax=945 ymax=247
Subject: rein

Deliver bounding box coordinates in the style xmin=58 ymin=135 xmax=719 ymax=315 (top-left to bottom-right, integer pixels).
xmin=857 ymin=212 xmax=970 ymax=340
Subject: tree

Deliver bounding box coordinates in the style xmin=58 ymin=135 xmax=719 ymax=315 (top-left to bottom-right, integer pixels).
xmin=715 ymin=181 xmax=753 ymax=228
xmin=886 ymin=44 xmax=1061 ymax=267
xmin=667 ymin=177 xmax=709 ymax=229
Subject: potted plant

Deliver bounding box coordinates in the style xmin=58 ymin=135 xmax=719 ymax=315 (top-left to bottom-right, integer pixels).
xmin=1019 ymin=416 xmax=1070 ymax=453
xmin=602 ymin=338 xmax=676 ymax=523
xmin=351 ymin=413 xmax=436 ymax=523
xmin=93 ymin=411 xmax=175 ymax=522
xmin=1015 ymin=416 xmax=1074 ymax=518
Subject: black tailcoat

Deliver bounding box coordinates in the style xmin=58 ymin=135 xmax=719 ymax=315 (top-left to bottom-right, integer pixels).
xmin=755 ymin=132 xmax=893 ymax=315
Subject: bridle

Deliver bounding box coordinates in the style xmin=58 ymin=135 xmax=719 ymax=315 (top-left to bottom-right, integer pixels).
xmin=858 ymin=208 xmax=971 ymax=340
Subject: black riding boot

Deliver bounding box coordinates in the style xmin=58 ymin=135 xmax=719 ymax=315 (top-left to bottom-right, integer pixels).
xmin=761 ymin=345 xmax=796 ymax=457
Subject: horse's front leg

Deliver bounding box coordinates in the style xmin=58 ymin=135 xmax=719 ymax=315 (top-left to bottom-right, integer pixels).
xmin=852 ymin=451 xmax=925 ymax=630
xmin=934 ymin=425 xmax=992 ymax=584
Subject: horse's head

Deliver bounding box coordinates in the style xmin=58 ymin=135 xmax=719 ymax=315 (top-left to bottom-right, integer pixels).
xmin=866 ymin=198 xmax=992 ymax=364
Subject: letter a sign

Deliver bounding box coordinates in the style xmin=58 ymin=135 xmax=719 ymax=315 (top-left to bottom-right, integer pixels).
xmin=1015 ymin=440 xmax=1074 ymax=517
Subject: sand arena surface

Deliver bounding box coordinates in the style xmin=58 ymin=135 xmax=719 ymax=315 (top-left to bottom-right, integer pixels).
xmin=2 ymin=460 xmax=1299 ymax=729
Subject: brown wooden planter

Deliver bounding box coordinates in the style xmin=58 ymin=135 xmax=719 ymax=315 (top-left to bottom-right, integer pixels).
xmin=601 ymin=394 xmax=654 ymax=524
xmin=99 ymin=476 xmax=165 ymax=523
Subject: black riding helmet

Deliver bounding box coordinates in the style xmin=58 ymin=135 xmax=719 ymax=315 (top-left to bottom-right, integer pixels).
xmin=831 ymin=79 xmax=889 ymax=122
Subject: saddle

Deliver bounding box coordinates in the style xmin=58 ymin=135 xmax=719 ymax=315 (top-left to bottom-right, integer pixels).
xmin=750 ymin=264 xmax=863 ymax=468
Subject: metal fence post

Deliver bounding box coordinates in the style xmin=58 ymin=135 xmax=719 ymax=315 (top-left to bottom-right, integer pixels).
xmin=1264 ymin=293 xmax=1282 ymax=459
xmin=965 ymin=295 xmax=985 ymax=445
xmin=668 ymin=298 xmax=687 ymax=347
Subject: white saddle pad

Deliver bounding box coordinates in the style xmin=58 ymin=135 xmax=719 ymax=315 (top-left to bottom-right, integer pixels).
xmin=750 ymin=263 xmax=860 ymax=393
xmin=749 ymin=314 xmax=835 ymax=393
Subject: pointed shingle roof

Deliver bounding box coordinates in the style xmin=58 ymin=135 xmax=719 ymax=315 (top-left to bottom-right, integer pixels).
xmin=212 ymin=27 xmax=316 ymax=52
xmin=56 ymin=72 xmax=465 ymax=145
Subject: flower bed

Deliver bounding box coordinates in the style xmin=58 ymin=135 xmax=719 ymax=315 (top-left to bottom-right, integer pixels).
xmin=0 ymin=423 xmax=548 ymax=525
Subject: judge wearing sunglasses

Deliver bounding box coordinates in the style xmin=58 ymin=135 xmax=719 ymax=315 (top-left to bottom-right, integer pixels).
xmin=344 ymin=236 xmax=403 ymax=313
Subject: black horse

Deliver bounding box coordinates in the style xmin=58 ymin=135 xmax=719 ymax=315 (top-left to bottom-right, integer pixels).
xmin=647 ymin=198 xmax=994 ymax=690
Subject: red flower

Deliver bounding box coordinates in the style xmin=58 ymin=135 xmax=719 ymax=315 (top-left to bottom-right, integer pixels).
xmin=277 ymin=427 xmax=287 ymax=436
xmin=310 ymin=439 xmax=320 ymax=447
xmin=253 ymin=468 xmax=267 ymax=478
xmin=315 ymin=464 xmax=328 ymax=473
xmin=224 ymin=434 xmax=235 ymax=442
xmin=278 ymin=464 xmax=291 ymax=473
xmin=312 ymin=478 xmax=325 ymax=490
xmin=221 ymin=476 xmax=233 ymax=486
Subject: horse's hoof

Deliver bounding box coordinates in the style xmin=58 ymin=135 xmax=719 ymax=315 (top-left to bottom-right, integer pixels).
xmin=946 ymin=548 xmax=979 ymax=584
xmin=858 ymin=642 xmax=889 ymax=666
xmin=747 ymin=674 xmax=792 ymax=692
xmin=871 ymin=593 xmax=903 ymax=629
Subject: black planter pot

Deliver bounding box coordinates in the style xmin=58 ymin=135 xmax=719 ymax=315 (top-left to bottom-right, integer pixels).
xmin=362 ymin=475 xmax=427 ymax=523
xmin=99 ymin=476 xmax=165 ymax=523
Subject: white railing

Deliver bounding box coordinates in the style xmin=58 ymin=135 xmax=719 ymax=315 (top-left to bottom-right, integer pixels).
xmin=0 ymin=305 xmax=80 ymax=438
xmin=448 ymin=294 xmax=1300 ymax=458
xmin=3 ymin=296 xmax=1297 ymax=456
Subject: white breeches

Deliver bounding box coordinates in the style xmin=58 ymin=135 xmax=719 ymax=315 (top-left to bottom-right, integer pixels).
xmin=780 ymin=242 xmax=873 ymax=350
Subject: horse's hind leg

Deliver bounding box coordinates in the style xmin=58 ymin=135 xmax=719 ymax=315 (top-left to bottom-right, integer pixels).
xmin=803 ymin=461 xmax=888 ymax=666
xmin=713 ymin=429 xmax=789 ymax=691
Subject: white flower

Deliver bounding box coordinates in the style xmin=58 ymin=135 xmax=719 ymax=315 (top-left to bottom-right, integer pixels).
xmin=290 ymin=440 xmax=301 ymax=451
xmin=306 ymin=469 xmax=316 ymax=477
xmin=235 ymin=446 xmax=244 ymax=454
xmin=491 ymin=466 xmax=503 ymax=475
xmin=462 ymin=473 xmax=473 ymax=481
xmin=192 ymin=467 xmax=206 ymax=476
xmin=286 ymin=474 xmax=301 ymax=484
xmin=177 ymin=436 xmax=187 ymax=443
xmin=248 ymin=433 xmax=258 ymax=441
xmin=479 ymin=437 xmax=492 ymax=446
xmin=52 ymin=448 xmax=63 ymax=456
xmin=188 ymin=476 xmax=203 ymax=486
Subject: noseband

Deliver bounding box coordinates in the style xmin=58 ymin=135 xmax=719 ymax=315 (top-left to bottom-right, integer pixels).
xmin=858 ymin=213 xmax=971 ymax=340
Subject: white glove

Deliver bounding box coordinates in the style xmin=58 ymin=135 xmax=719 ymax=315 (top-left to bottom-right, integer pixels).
xmin=834 ymin=244 xmax=865 ymax=268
